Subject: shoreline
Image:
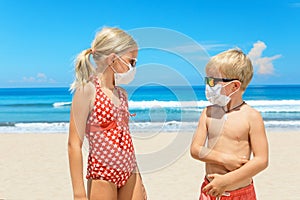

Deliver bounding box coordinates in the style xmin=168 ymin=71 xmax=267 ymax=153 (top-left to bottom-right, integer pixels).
xmin=0 ymin=126 xmax=299 ymax=134
xmin=0 ymin=130 xmax=300 ymax=199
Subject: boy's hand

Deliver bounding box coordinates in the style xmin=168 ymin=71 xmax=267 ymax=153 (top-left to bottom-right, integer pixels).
xmin=222 ymin=154 xmax=248 ymax=171
xmin=203 ymin=174 xmax=228 ymax=198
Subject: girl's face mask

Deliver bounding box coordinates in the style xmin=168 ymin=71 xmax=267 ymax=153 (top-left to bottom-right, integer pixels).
xmin=110 ymin=55 xmax=137 ymax=85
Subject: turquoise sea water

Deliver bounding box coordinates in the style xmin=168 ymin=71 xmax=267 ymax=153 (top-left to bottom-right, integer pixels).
xmin=0 ymin=85 xmax=300 ymax=133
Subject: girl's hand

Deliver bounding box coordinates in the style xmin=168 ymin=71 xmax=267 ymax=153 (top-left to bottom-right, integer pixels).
xmin=202 ymin=174 xmax=228 ymax=198
xmin=74 ymin=194 xmax=88 ymax=200
xmin=222 ymin=153 xmax=248 ymax=171
xmin=74 ymin=197 xmax=88 ymax=200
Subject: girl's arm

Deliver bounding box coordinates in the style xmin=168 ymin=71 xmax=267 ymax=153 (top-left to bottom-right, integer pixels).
xmin=68 ymin=83 xmax=95 ymax=199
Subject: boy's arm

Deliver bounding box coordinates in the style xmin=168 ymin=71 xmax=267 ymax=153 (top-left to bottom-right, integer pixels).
xmin=203 ymin=110 xmax=268 ymax=196
xmin=224 ymin=110 xmax=269 ymax=182
xmin=190 ymin=108 xmax=248 ymax=170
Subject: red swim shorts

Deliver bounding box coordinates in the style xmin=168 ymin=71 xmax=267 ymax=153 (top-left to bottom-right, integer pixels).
xmin=199 ymin=177 xmax=256 ymax=200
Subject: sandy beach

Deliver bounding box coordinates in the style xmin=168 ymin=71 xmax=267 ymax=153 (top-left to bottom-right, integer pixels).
xmin=0 ymin=129 xmax=299 ymax=200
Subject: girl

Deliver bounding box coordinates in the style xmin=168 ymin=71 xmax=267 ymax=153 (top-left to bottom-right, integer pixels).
xmin=68 ymin=27 xmax=146 ymax=200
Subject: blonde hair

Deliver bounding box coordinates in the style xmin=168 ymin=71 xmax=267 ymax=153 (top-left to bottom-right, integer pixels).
xmin=206 ymin=49 xmax=253 ymax=90
xmin=70 ymin=27 xmax=137 ymax=90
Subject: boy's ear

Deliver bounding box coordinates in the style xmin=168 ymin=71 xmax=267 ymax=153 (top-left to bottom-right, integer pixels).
xmin=233 ymin=81 xmax=242 ymax=91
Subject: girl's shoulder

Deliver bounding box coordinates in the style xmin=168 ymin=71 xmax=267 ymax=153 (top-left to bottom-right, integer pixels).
xmin=116 ymin=86 xmax=128 ymax=98
xmin=73 ymin=81 xmax=96 ymax=99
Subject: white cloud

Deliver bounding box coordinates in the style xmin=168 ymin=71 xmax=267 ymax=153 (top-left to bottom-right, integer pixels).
xmin=247 ymin=41 xmax=281 ymax=75
xmin=21 ymin=73 xmax=56 ymax=83
xmin=37 ymin=73 xmax=47 ymax=80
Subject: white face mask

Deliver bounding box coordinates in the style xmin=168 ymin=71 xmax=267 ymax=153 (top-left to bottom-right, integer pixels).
xmin=111 ymin=56 xmax=136 ymax=85
xmin=205 ymin=83 xmax=238 ymax=106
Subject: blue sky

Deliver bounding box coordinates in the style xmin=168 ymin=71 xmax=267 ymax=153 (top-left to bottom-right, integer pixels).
xmin=0 ymin=0 xmax=299 ymax=87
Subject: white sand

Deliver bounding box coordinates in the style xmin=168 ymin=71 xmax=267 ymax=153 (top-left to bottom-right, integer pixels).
xmin=0 ymin=129 xmax=299 ymax=199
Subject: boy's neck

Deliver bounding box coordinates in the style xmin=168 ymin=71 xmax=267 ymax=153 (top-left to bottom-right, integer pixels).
xmin=224 ymin=93 xmax=244 ymax=113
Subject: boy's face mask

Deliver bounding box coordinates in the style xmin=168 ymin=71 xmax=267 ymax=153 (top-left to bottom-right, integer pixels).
xmin=205 ymin=82 xmax=239 ymax=106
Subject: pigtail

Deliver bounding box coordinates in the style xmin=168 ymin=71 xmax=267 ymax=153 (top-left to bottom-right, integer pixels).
xmin=70 ymin=49 xmax=95 ymax=91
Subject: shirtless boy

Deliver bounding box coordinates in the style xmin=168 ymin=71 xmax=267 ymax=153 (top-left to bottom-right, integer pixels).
xmin=190 ymin=49 xmax=269 ymax=199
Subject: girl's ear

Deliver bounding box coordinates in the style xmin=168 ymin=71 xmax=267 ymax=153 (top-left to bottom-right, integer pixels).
xmin=106 ymin=53 xmax=117 ymax=66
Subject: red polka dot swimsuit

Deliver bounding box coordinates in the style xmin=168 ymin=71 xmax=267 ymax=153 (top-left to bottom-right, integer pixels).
xmin=85 ymin=77 xmax=137 ymax=188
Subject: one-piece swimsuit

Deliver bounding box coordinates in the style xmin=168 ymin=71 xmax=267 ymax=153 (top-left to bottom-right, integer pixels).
xmin=85 ymin=77 xmax=137 ymax=188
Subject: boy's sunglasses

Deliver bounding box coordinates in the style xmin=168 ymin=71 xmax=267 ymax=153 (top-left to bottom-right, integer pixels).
xmin=205 ymin=77 xmax=239 ymax=87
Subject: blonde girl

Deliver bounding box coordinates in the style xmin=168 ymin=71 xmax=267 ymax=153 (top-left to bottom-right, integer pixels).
xmin=68 ymin=27 xmax=146 ymax=200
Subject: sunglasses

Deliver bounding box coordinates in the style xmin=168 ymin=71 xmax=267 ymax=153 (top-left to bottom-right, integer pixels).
xmin=122 ymin=56 xmax=137 ymax=68
xmin=205 ymin=77 xmax=239 ymax=87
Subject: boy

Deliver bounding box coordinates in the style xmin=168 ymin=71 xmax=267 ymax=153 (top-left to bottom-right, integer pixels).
xmin=190 ymin=49 xmax=268 ymax=199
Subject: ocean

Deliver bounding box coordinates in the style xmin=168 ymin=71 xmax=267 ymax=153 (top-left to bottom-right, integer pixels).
xmin=0 ymin=85 xmax=300 ymax=133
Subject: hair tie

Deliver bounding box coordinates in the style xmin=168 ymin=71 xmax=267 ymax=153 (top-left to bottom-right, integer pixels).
xmin=85 ymin=48 xmax=94 ymax=56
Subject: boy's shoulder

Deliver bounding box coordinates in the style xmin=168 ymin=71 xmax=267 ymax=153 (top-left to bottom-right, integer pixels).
xmin=243 ymin=103 xmax=262 ymax=118
xmin=204 ymin=103 xmax=262 ymax=120
xmin=242 ymin=104 xmax=265 ymax=129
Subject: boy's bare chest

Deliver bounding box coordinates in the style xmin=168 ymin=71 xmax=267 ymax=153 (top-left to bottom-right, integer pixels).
xmin=207 ymin=112 xmax=250 ymax=142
